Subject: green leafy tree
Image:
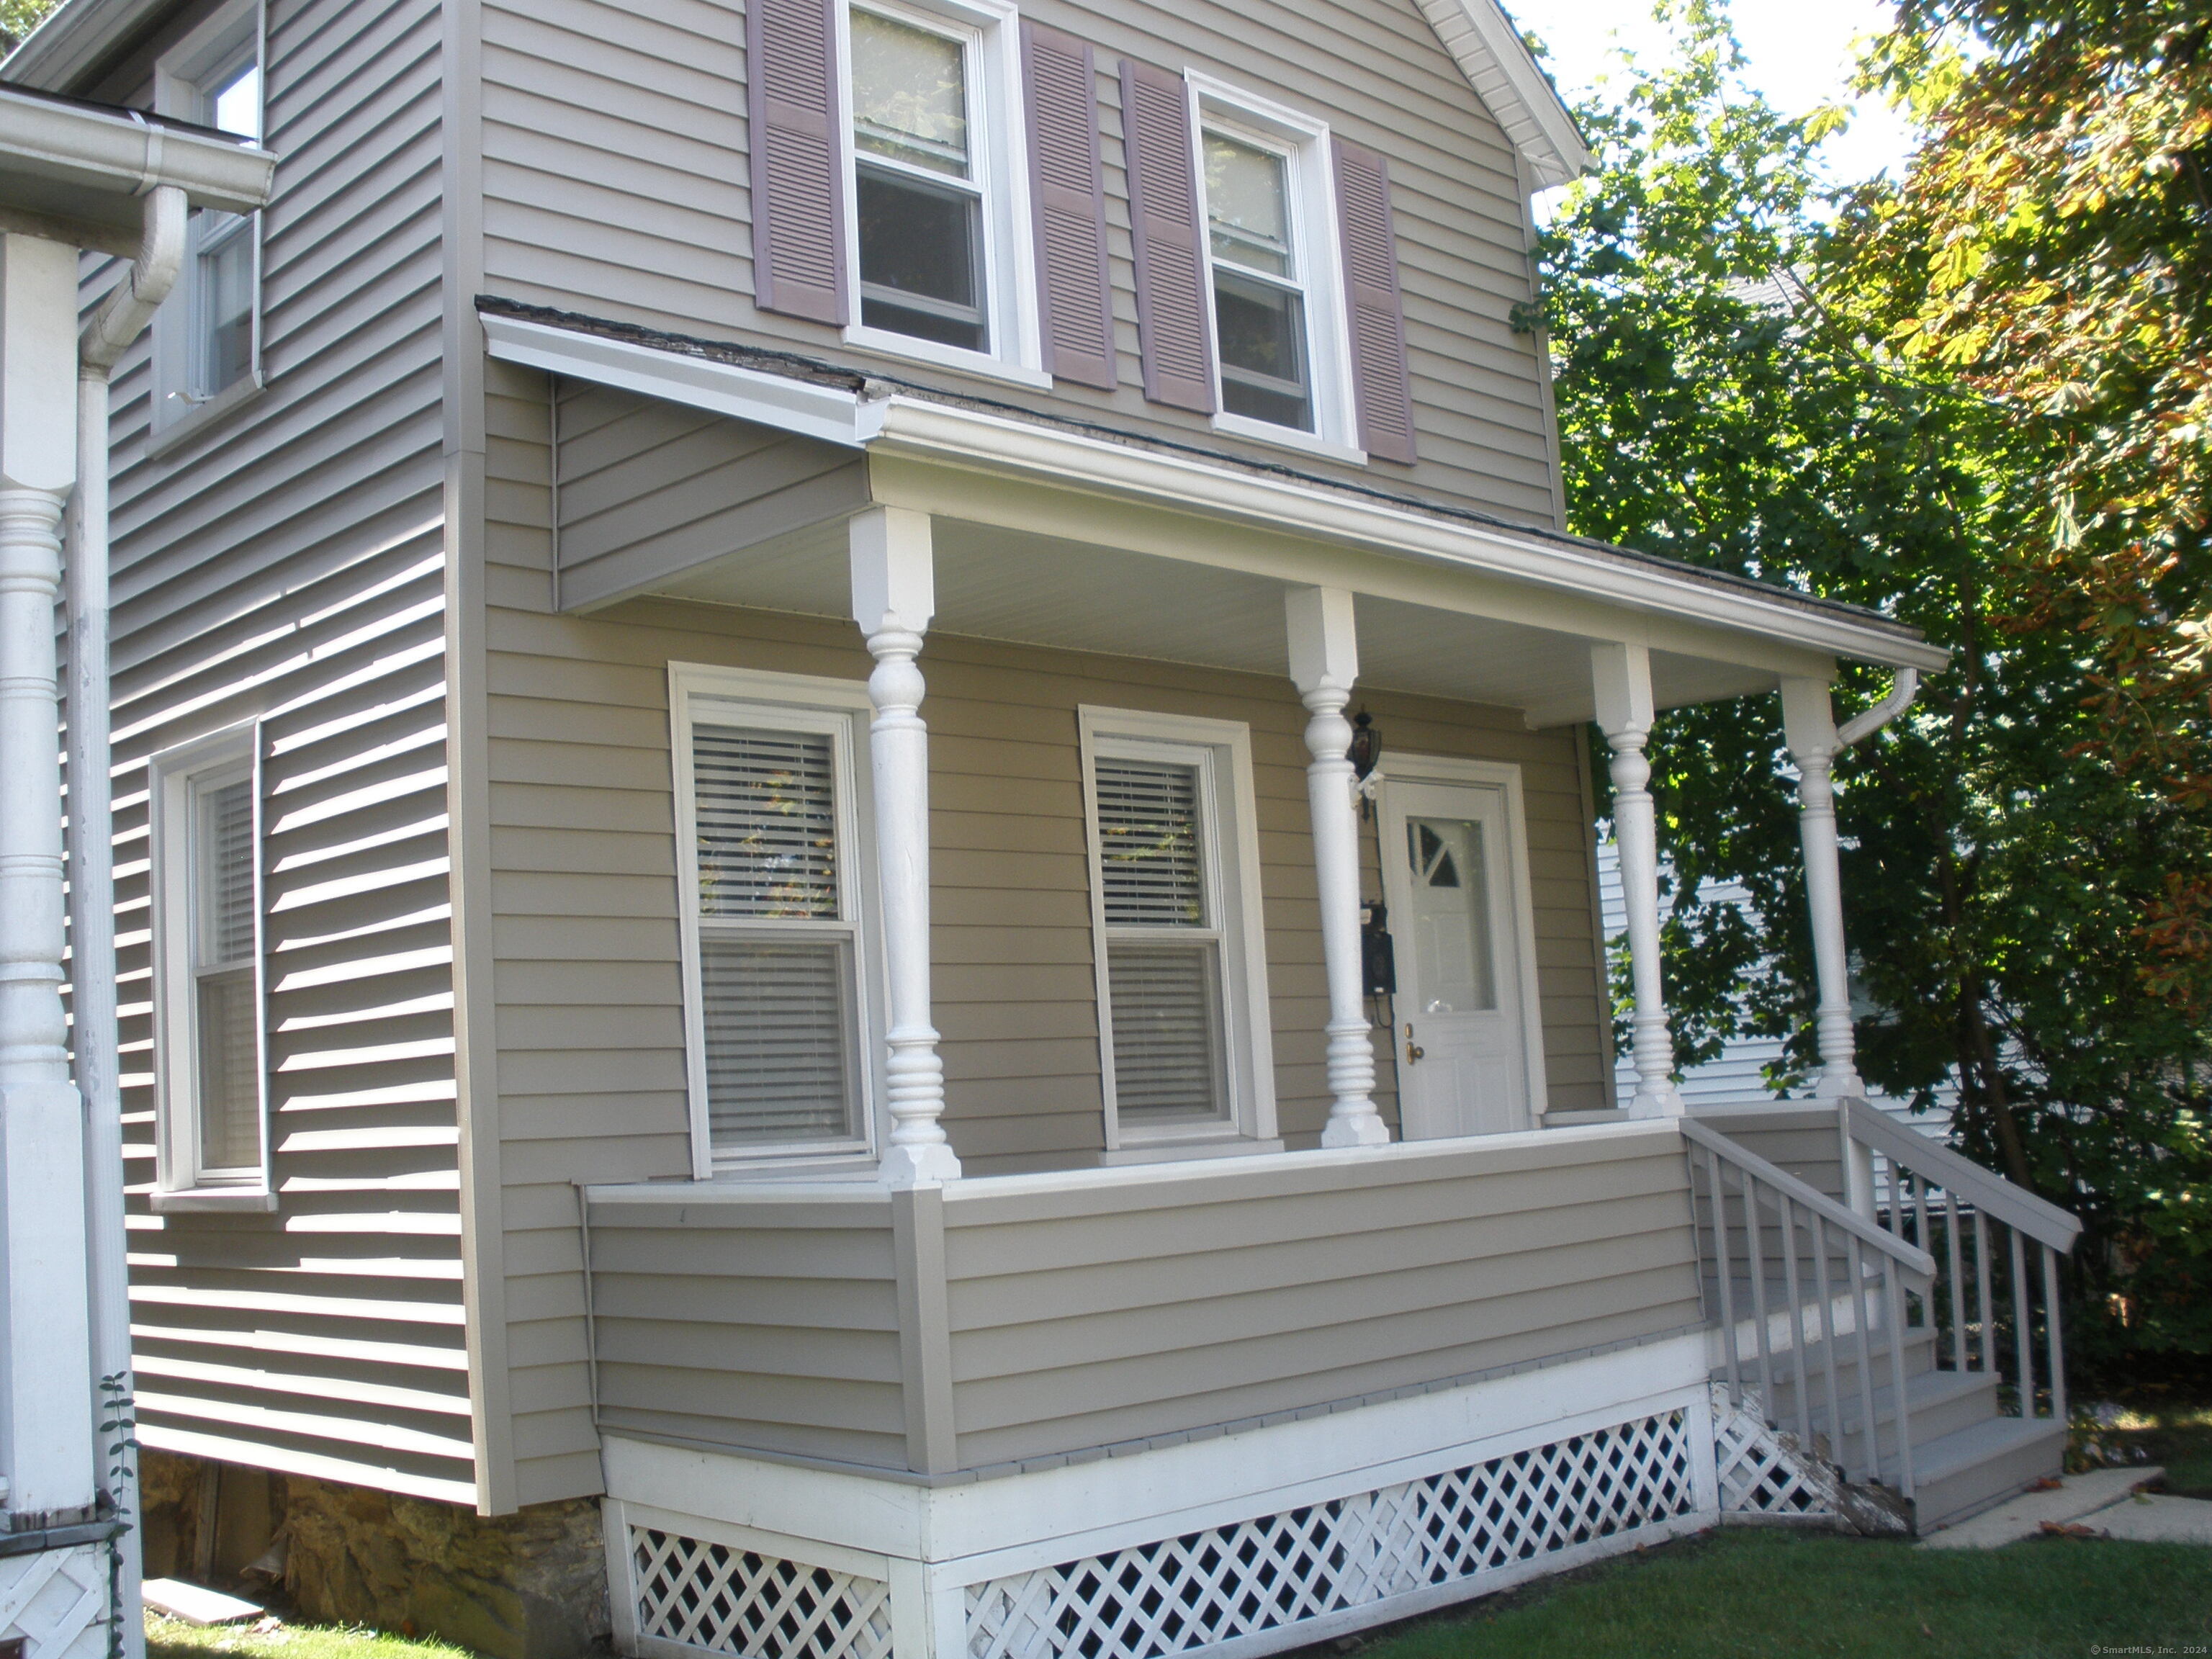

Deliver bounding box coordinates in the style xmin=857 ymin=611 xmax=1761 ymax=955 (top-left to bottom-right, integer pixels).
xmin=1521 ymin=0 xmax=2212 ymax=1372
xmin=0 ymin=0 xmax=58 ymax=54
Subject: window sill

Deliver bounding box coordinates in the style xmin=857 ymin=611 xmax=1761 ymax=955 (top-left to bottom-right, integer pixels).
xmin=1210 ymin=410 xmax=1367 ymax=466
xmin=842 ymin=324 xmax=1052 ymax=390
xmin=152 ymin=1187 xmax=277 ymax=1213
xmin=1098 ymin=1136 xmax=1285 ymax=1167
xmin=146 ymin=372 xmax=264 ymax=462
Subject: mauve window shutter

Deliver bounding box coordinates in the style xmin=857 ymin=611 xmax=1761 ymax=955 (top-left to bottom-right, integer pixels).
xmin=1118 ymin=60 xmax=1215 ymax=413
xmin=1333 ymin=138 xmax=1417 ymax=463
xmin=747 ymin=0 xmax=848 ymax=325
xmin=1023 ymin=23 xmax=1116 ymax=389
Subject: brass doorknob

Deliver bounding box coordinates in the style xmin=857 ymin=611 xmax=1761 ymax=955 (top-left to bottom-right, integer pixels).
xmin=1403 ymin=1023 xmax=1424 ymax=1065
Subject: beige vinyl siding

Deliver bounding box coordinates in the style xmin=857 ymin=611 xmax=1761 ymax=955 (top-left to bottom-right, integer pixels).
xmin=473 ymin=0 xmax=1557 ymax=527
xmin=1689 ymin=1105 xmax=1848 ymax=1204
xmin=938 ymin=1130 xmax=1701 ymax=1469
xmin=583 ymin=1196 xmax=907 ymax=1468
xmin=480 ymin=361 xmax=1607 ymax=1501
xmin=81 ymin=0 xmax=462 ymax=1503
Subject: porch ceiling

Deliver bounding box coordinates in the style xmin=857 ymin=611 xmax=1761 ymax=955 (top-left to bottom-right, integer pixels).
xmin=649 ymin=518 xmax=1781 ymax=723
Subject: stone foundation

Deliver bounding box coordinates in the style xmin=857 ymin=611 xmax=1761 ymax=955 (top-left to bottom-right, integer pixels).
xmin=139 ymin=1450 xmax=610 ymax=1659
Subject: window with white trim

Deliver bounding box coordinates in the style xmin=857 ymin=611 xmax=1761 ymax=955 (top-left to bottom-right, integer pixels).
xmin=1081 ymin=709 xmax=1275 ymax=1152
xmin=152 ymin=727 xmax=268 ymax=1199
xmin=153 ymin=0 xmax=264 ymax=431
xmin=840 ymin=0 xmax=1040 ymax=379
xmin=1189 ymin=78 xmax=1357 ymax=454
xmin=673 ymin=667 xmax=880 ymax=1169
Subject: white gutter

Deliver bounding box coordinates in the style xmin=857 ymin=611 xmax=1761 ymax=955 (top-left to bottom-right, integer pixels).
xmin=480 ymin=312 xmax=1949 ymax=675
xmin=0 ymin=91 xmax=273 ymax=215
xmin=65 ymin=184 xmax=184 ymax=1659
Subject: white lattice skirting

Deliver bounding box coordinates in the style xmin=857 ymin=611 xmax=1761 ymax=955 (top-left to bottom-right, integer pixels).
xmin=623 ymin=1408 xmax=1702 ymax=1659
xmin=0 ymin=1544 xmax=112 ymax=1659
xmin=1710 ymin=1385 xmax=1840 ymax=1522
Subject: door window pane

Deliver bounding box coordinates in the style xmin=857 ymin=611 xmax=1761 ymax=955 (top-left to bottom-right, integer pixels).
xmin=1406 ymin=817 xmax=1496 ymax=1013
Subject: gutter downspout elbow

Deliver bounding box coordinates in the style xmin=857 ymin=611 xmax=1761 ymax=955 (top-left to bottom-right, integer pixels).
xmin=68 ymin=180 xmax=185 ymax=1659
xmin=1835 ymin=665 xmax=1920 ymax=749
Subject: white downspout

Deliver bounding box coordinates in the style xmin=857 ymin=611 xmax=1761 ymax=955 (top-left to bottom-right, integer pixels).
xmin=67 ymin=181 xmax=184 ymax=1659
xmin=1836 ymin=667 xmax=1920 ymax=750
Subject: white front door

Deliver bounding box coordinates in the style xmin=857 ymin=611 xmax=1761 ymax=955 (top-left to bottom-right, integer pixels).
xmin=1380 ymin=772 xmax=1537 ymax=1139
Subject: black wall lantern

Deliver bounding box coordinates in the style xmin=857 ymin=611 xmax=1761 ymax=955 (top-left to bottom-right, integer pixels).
xmin=1349 ymin=710 xmax=1380 ymax=781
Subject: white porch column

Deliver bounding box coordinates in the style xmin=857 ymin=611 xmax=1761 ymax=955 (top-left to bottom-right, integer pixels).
xmin=0 ymin=232 xmax=98 ymax=1524
xmin=1286 ymin=586 xmax=1387 ymax=1148
xmin=851 ymin=507 xmax=960 ymax=1187
xmin=1591 ymin=642 xmax=1682 ymax=1118
xmin=1779 ymin=678 xmax=1864 ymax=1102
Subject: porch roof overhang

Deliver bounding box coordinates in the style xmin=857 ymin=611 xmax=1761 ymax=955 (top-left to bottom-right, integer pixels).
xmin=482 ymin=301 xmax=1948 ymax=727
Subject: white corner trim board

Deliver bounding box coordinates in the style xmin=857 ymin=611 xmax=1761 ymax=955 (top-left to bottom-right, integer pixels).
xmin=478 ymin=314 xmax=1947 ymax=677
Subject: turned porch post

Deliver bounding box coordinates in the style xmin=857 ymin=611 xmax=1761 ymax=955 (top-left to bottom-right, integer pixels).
xmin=1286 ymin=586 xmax=1387 ymax=1148
xmin=1591 ymin=642 xmax=1682 ymax=1118
xmin=851 ymin=507 xmax=960 ymax=1187
xmin=1780 ymin=678 xmax=1864 ymax=1102
xmin=0 ymin=233 xmax=99 ymax=1526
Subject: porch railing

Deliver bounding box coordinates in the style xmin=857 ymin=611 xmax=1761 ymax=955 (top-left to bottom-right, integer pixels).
xmin=1843 ymin=1097 xmax=2082 ymax=1430
xmin=1681 ymin=1116 xmax=1936 ymax=1498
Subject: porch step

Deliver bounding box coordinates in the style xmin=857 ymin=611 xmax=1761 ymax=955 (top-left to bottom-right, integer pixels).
xmin=1910 ymin=1414 xmax=2068 ymax=1534
xmin=1775 ymin=1365 xmax=2000 ymax=1470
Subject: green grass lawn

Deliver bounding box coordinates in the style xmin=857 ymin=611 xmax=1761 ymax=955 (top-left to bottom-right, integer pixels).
xmin=1352 ymin=1528 xmax=2212 ymax=1659
xmin=147 ymin=1526 xmax=2212 ymax=1659
xmin=145 ymin=1616 xmax=472 ymax=1659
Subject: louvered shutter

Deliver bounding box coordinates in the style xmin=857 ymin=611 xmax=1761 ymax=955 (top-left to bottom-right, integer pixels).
xmin=1332 ymin=138 xmax=1416 ymax=463
xmin=747 ymin=0 xmax=850 ymax=324
xmin=690 ymin=724 xmax=860 ymax=1148
xmin=1023 ymin=23 xmax=1116 ymax=389
xmin=1118 ymin=61 xmax=1215 ymax=413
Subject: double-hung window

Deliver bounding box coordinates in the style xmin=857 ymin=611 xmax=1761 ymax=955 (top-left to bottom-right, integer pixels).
xmin=153 ymin=0 xmax=265 ymax=433
xmin=1187 ymin=78 xmax=1358 ymax=456
xmin=152 ymin=727 xmax=269 ymax=1204
xmin=1081 ymin=709 xmax=1276 ymax=1155
xmin=838 ymin=0 xmax=1041 ymax=379
xmin=673 ymin=665 xmax=879 ymax=1172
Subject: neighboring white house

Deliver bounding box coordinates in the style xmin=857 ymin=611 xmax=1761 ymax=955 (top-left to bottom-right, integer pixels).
xmin=1596 ymin=839 xmax=1955 ymax=1134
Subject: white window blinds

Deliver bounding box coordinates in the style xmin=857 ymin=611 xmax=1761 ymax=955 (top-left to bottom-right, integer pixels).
xmin=193 ymin=776 xmax=261 ymax=1176
xmin=689 ymin=721 xmax=863 ymax=1153
xmin=1092 ymin=752 xmax=1228 ymax=1127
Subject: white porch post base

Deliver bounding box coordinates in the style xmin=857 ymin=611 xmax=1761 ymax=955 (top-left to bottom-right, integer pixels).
xmin=853 ymin=508 xmax=959 ymax=1188
xmin=1780 ymin=679 xmax=1864 ymax=1101
xmin=1287 ymin=587 xmax=1386 ymax=1149
xmin=1591 ymin=644 xmax=1682 ymax=1119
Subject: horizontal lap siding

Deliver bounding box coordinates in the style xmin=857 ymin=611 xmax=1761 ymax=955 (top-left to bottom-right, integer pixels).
xmin=481 ymin=365 xmax=1604 ymax=1499
xmin=583 ymin=1205 xmax=907 ymax=1468
xmin=476 ymin=0 xmax=1557 ymax=527
xmin=84 ymin=0 xmax=459 ymax=1503
xmin=940 ymin=1133 xmax=1701 ymax=1467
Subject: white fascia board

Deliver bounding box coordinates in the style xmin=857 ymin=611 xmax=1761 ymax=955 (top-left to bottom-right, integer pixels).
xmin=486 ymin=313 xmax=1945 ymax=675
xmin=480 ymin=313 xmax=877 ymax=449
xmin=864 ymin=397 xmax=1950 ymax=673
xmin=0 ymin=89 xmax=274 ymax=213
xmin=1417 ymin=0 xmax=1591 ymax=189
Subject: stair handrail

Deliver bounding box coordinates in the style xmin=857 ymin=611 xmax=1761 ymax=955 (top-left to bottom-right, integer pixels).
xmin=1843 ymin=1099 xmax=2081 ymax=1252
xmin=1683 ymin=1116 xmax=1936 ymax=1283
